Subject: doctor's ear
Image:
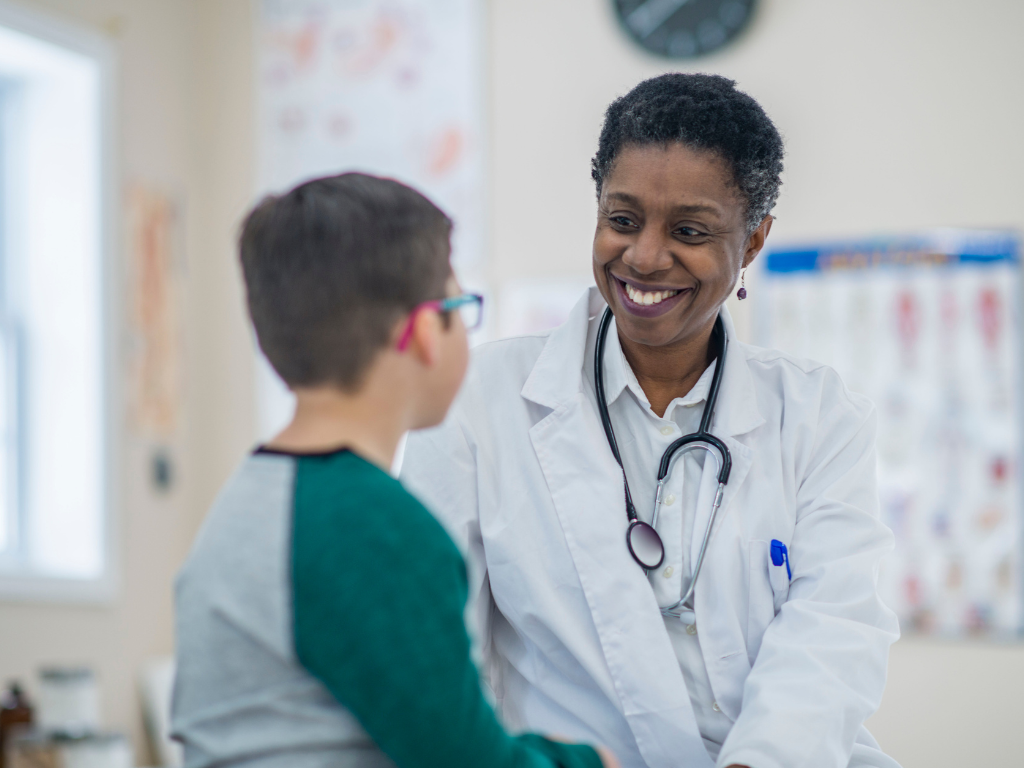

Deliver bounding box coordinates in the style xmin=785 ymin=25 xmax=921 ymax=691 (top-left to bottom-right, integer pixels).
xmin=742 ymin=215 xmax=774 ymax=268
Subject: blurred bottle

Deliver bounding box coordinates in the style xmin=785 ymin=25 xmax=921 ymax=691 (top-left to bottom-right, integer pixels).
xmin=0 ymin=682 xmax=33 ymax=768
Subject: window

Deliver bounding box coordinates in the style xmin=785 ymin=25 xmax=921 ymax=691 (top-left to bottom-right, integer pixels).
xmin=0 ymin=2 xmax=114 ymax=600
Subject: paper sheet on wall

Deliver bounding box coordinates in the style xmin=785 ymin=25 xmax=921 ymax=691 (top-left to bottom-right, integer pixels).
xmin=257 ymin=0 xmax=484 ymax=280
xmin=497 ymin=278 xmax=595 ymax=339
xmin=124 ymin=185 xmax=183 ymax=439
xmin=255 ymin=0 xmax=485 ymax=439
xmin=757 ymin=231 xmax=1021 ymax=637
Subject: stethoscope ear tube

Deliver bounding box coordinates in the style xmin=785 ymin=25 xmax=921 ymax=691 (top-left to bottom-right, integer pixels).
xmin=595 ymin=309 xmax=640 ymax=523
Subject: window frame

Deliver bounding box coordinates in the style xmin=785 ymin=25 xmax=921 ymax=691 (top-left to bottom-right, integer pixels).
xmin=0 ymin=0 xmax=119 ymax=603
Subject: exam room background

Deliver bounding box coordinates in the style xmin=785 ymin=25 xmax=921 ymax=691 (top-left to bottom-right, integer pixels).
xmin=1 ymin=0 xmax=1022 ymax=766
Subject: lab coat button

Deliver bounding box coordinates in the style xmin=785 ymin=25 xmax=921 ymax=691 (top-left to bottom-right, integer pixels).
xmin=686 ymin=623 xmax=697 ymax=636
xmin=660 ymin=426 xmax=674 ymax=436
xmin=662 ymin=566 xmax=674 ymax=578
xmin=664 ymin=494 xmax=676 ymax=505
xmin=712 ymin=701 xmax=721 ymax=712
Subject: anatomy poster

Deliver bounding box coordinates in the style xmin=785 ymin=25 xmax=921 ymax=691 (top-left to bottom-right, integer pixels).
xmin=255 ymin=0 xmax=485 ymax=438
xmin=124 ymin=185 xmax=183 ymax=439
xmin=257 ymin=0 xmax=484 ymax=282
xmin=757 ymin=231 xmax=1021 ymax=637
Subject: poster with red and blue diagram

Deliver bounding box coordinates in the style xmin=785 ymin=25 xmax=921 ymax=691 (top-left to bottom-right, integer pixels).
xmin=257 ymin=0 xmax=484 ymax=285
xmin=757 ymin=230 xmax=1022 ymax=637
xmin=255 ymin=0 xmax=485 ymax=439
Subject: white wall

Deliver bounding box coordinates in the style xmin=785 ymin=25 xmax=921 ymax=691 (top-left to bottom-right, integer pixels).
xmin=486 ymin=1 xmax=1024 ymax=766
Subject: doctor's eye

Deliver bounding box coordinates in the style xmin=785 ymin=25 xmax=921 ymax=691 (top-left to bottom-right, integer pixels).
xmin=609 ymin=215 xmax=639 ymax=230
xmin=675 ymin=226 xmax=706 ymax=238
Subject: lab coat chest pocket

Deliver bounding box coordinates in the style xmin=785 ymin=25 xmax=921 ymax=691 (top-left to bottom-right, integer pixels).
xmin=746 ymin=540 xmax=788 ymax=662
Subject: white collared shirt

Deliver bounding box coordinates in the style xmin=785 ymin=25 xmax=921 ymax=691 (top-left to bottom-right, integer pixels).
xmin=595 ymin=319 xmax=733 ymax=761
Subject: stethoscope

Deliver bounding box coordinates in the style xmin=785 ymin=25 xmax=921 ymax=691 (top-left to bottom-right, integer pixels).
xmin=594 ymin=307 xmax=732 ymax=616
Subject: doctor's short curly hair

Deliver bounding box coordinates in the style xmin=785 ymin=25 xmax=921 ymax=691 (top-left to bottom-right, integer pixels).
xmin=591 ymin=73 xmax=784 ymax=234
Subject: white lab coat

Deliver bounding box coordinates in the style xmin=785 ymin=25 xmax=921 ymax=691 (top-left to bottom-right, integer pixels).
xmin=401 ymin=288 xmax=901 ymax=768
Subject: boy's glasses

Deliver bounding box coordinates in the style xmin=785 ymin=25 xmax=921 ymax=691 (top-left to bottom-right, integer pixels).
xmin=396 ymin=293 xmax=484 ymax=351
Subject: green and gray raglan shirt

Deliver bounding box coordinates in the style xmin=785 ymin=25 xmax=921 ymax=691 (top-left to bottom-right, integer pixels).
xmin=171 ymin=447 xmax=601 ymax=768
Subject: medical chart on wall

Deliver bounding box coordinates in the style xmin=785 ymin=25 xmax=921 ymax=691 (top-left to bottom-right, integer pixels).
xmin=257 ymin=0 xmax=484 ymax=279
xmin=757 ymin=231 xmax=1022 ymax=638
xmin=497 ymin=277 xmax=595 ymax=339
xmin=256 ymin=0 xmax=485 ymax=438
xmin=124 ymin=185 xmax=184 ymax=439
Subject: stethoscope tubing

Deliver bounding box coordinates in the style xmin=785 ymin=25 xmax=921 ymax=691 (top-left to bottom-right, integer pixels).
xmin=654 ymin=445 xmax=727 ymax=616
xmin=595 ymin=308 xmax=641 ymax=522
xmin=595 ymin=306 xmax=732 ymax=616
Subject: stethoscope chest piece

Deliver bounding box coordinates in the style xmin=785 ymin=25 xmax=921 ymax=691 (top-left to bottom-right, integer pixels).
xmin=626 ymin=519 xmax=665 ymax=570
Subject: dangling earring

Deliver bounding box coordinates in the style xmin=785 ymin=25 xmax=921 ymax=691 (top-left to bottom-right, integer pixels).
xmin=736 ymin=268 xmax=748 ymax=300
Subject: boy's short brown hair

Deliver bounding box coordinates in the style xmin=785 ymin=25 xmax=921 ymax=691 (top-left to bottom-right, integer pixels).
xmin=240 ymin=173 xmax=453 ymax=391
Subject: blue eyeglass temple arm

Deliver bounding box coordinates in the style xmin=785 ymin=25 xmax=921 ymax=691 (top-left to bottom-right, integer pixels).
xmin=440 ymin=293 xmax=483 ymax=311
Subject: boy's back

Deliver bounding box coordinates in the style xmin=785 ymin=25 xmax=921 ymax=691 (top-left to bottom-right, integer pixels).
xmin=173 ymin=450 xmax=391 ymax=767
xmin=177 ymin=447 xmax=589 ymax=768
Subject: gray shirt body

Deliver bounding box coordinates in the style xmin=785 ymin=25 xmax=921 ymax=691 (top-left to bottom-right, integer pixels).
xmin=170 ymin=454 xmax=393 ymax=768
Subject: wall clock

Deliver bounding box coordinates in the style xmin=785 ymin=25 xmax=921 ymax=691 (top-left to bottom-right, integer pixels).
xmin=613 ymin=0 xmax=757 ymax=59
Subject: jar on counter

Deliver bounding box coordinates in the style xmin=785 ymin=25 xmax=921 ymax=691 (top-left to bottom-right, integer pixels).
xmin=36 ymin=668 xmax=99 ymax=738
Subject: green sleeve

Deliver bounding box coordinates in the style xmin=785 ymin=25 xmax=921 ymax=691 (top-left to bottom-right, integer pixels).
xmin=292 ymin=452 xmax=602 ymax=768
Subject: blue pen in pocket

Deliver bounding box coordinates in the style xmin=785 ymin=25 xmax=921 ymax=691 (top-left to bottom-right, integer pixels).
xmin=770 ymin=539 xmax=791 ymax=581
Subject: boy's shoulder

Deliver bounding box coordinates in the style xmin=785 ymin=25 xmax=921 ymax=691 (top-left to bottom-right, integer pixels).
xmin=177 ymin=451 xmax=297 ymax=591
xmin=289 ymin=448 xmax=437 ymax=520
xmin=180 ymin=448 xmax=464 ymax=590
xmin=290 ymin=449 xmax=465 ymax=569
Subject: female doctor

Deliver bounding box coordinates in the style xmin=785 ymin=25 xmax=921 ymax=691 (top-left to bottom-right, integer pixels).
xmin=401 ymin=74 xmax=901 ymax=768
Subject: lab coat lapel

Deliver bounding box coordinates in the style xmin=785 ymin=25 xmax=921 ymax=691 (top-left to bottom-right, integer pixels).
xmin=691 ymin=308 xmax=763 ymax=720
xmin=688 ymin=440 xmax=754 ymax=572
xmin=524 ymin=289 xmax=714 ymax=768
xmin=529 ymin=399 xmax=713 ymax=768
xmin=690 ymin=306 xmax=763 ymax=568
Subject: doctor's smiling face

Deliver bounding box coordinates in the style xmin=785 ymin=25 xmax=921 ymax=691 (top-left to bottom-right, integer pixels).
xmin=593 ymin=141 xmax=772 ymax=353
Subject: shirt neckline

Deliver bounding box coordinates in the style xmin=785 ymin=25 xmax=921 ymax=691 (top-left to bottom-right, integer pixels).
xmin=254 ymin=445 xmax=354 ymax=459
xmin=601 ymin=316 xmax=717 ymax=415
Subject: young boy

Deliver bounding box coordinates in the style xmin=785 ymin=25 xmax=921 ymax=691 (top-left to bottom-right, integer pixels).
xmin=171 ymin=173 xmax=616 ymax=768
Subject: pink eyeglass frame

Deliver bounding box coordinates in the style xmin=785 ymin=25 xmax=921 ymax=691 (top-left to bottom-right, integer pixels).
xmin=396 ymin=293 xmax=484 ymax=351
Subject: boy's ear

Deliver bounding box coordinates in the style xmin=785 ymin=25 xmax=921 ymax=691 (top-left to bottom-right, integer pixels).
xmin=405 ymin=308 xmax=442 ymax=367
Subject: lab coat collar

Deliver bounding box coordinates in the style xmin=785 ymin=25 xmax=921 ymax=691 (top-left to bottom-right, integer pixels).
xmin=711 ymin=305 xmax=765 ymax=438
xmin=521 ymin=287 xmax=765 ymax=439
xmin=521 ymin=287 xmax=603 ymax=410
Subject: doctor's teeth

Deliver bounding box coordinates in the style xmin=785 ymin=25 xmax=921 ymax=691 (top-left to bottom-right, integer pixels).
xmin=624 ymin=284 xmax=680 ymax=305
